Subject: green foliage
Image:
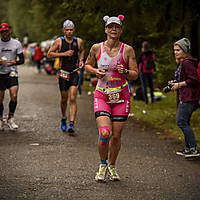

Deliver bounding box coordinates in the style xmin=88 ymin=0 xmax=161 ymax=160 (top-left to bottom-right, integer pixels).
xmin=0 ymin=0 xmax=9 ymax=22
xmin=7 ymin=0 xmax=33 ymax=39
xmin=1 ymin=0 xmax=200 ymax=87
xmin=154 ymin=44 xmax=177 ymax=87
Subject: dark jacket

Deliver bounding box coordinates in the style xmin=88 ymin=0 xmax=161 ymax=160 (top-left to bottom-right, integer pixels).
xmin=138 ymin=50 xmax=155 ymax=73
xmin=179 ymin=56 xmax=200 ymax=103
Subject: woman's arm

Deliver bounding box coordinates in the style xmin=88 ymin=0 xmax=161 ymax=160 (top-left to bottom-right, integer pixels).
xmin=85 ymin=44 xmax=106 ymax=79
xmin=123 ymin=45 xmax=138 ymax=80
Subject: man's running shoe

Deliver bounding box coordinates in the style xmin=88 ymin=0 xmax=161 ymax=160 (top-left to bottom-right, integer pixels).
xmin=95 ymin=164 xmax=107 ymax=182
xmin=108 ymin=165 xmax=120 ymax=181
xmin=7 ymin=118 xmax=18 ymax=130
xmin=185 ymin=148 xmax=200 ymax=159
xmin=60 ymin=118 xmax=67 ymax=132
xmin=68 ymin=123 xmax=75 ymax=133
xmin=0 ymin=120 xmax=4 ymax=131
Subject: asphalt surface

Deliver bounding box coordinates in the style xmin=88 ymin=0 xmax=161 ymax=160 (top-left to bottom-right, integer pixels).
xmin=0 ymin=65 xmax=200 ymax=200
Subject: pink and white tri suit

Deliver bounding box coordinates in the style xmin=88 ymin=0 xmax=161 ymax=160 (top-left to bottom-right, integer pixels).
xmin=94 ymin=42 xmax=130 ymax=122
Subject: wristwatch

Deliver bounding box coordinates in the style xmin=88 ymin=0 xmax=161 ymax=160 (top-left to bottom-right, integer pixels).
xmin=124 ymin=69 xmax=129 ymax=75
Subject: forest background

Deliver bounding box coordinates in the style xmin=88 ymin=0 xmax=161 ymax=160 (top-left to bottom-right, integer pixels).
xmin=0 ymin=0 xmax=200 ymax=87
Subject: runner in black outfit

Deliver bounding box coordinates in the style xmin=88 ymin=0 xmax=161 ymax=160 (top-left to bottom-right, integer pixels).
xmin=47 ymin=20 xmax=84 ymax=134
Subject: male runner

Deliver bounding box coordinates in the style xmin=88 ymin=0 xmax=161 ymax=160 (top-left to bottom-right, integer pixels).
xmin=85 ymin=15 xmax=138 ymax=181
xmin=0 ymin=23 xmax=24 ymax=130
xmin=47 ymin=20 xmax=84 ymax=134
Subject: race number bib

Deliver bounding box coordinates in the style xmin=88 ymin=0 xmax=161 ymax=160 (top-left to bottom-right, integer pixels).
xmin=9 ymin=71 xmax=18 ymax=77
xmin=105 ymin=89 xmax=124 ymax=104
xmin=59 ymin=70 xmax=70 ymax=81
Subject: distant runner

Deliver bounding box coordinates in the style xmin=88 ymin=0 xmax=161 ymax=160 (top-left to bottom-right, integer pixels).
xmin=47 ymin=19 xmax=84 ymax=134
xmin=0 ymin=23 xmax=24 ymax=130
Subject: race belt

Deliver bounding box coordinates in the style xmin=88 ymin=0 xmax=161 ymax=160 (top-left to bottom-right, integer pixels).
xmin=96 ymin=81 xmax=128 ymax=104
xmin=58 ymin=68 xmax=79 ymax=80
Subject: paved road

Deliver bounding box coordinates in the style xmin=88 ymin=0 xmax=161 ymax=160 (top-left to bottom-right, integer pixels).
xmin=0 ymin=66 xmax=200 ymax=200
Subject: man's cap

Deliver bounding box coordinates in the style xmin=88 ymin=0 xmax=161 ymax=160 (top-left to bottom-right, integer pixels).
xmin=174 ymin=38 xmax=191 ymax=52
xmin=0 ymin=23 xmax=10 ymax=31
xmin=103 ymin=15 xmax=124 ymax=27
xmin=63 ymin=20 xmax=75 ymax=28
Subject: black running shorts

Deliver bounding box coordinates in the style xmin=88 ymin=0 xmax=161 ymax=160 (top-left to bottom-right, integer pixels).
xmin=0 ymin=74 xmax=19 ymax=91
xmin=58 ymin=72 xmax=79 ymax=91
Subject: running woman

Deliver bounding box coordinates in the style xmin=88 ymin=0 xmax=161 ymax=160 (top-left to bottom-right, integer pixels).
xmin=85 ymin=15 xmax=138 ymax=181
xmin=47 ymin=20 xmax=84 ymax=134
xmin=0 ymin=23 xmax=24 ymax=130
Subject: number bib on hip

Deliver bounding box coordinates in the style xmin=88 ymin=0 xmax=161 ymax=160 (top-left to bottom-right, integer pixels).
xmin=9 ymin=71 xmax=18 ymax=77
xmin=58 ymin=69 xmax=70 ymax=80
xmin=105 ymin=89 xmax=124 ymax=104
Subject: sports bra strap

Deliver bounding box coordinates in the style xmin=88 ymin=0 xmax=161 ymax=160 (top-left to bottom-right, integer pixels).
xmin=97 ymin=42 xmax=125 ymax=62
xmin=120 ymin=43 xmax=125 ymax=54
xmin=97 ymin=42 xmax=104 ymax=61
xmin=97 ymin=47 xmax=101 ymax=61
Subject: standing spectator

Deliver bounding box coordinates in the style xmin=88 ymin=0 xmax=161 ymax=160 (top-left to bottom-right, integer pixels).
xmin=33 ymin=43 xmax=44 ymax=73
xmin=171 ymin=38 xmax=200 ymax=158
xmin=197 ymin=62 xmax=200 ymax=85
xmin=0 ymin=23 xmax=24 ymax=130
xmin=138 ymin=41 xmax=156 ymax=104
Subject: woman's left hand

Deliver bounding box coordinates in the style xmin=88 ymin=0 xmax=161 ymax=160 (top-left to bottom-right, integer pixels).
xmin=117 ymin=63 xmax=126 ymax=74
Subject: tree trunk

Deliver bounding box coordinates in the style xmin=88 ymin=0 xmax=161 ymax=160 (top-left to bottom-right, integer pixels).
xmin=190 ymin=20 xmax=199 ymax=59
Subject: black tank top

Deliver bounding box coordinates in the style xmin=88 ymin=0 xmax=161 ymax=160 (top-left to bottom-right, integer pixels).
xmin=60 ymin=37 xmax=78 ymax=72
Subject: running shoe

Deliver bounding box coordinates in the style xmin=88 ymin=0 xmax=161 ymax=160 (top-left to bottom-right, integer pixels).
xmin=185 ymin=149 xmax=200 ymax=159
xmin=7 ymin=118 xmax=18 ymax=130
xmin=95 ymin=164 xmax=107 ymax=182
xmin=60 ymin=118 xmax=67 ymax=132
xmin=0 ymin=120 xmax=4 ymax=131
xmin=176 ymin=148 xmax=190 ymax=156
xmin=68 ymin=123 xmax=75 ymax=133
xmin=108 ymin=165 xmax=120 ymax=181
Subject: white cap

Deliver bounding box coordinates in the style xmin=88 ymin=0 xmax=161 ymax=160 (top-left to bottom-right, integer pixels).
xmin=105 ymin=17 xmax=122 ymax=27
xmin=63 ymin=20 xmax=75 ymax=28
xmin=103 ymin=15 xmax=124 ymax=27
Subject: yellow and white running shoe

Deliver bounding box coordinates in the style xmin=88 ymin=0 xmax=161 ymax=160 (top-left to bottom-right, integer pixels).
xmin=108 ymin=165 xmax=120 ymax=181
xmin=95 ymin=164 xmax=107 ymax=182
